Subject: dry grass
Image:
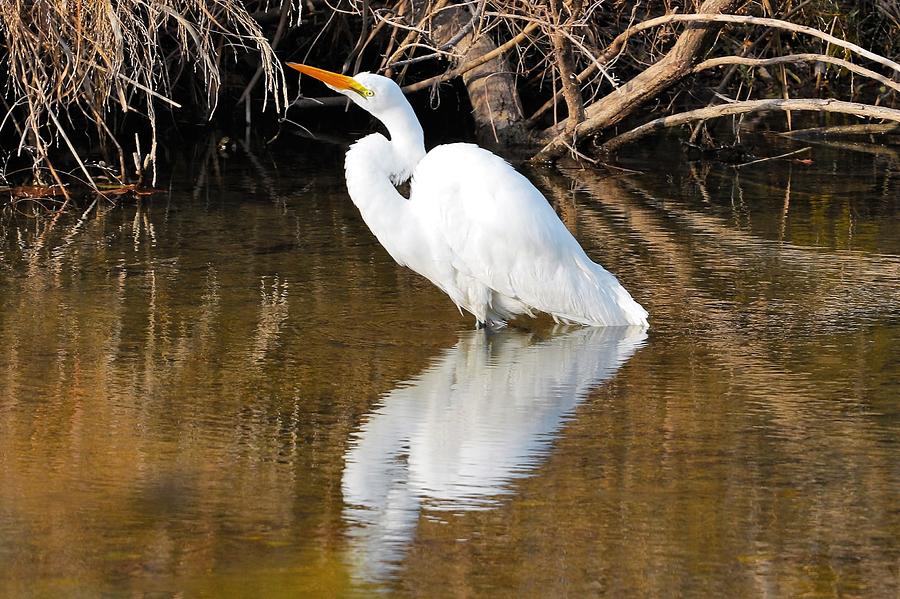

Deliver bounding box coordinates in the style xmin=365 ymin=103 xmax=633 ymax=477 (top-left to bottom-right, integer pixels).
xmin=0 ymin=0 xmax=298 ymax=191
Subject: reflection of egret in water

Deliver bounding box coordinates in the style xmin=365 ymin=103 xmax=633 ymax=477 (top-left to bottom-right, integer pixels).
xmin=342 ymin=325 xmax=647 ymax=583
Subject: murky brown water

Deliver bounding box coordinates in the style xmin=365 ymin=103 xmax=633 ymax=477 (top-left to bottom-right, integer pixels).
xmin=1 ymin=137 xmax=898 ymax=597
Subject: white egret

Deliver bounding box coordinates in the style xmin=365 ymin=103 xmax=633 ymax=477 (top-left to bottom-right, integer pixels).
xmin=287 ymin=63 xmax=648 ymax=328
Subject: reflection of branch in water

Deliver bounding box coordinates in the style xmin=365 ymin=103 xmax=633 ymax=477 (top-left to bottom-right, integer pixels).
xmin=531 ymin=168 xmax=580 ymax=234
xmin=342 ymin=325 xmax=647 ymax=584
xmin=130 ymin=201 xmax=157 ymax=251
xmin=547 ymin=169 xmax=898 ymax=597
xmin=689 ymin=161 xmax=713 ymax=205
xmin=570 ymin=167 xmax=900 ymax=328
xmin=249 ymin=275 xmax=290 ymax=363
xmin=777 ymin=132 xmax=900 ymax=162
xmin=237 ymin=139 xmax=282 ymax=210
xmin=191 ymin=136 xmax=220 ymax=203
xmin=562 ymin=168 xmax=900 ymax=448
xmin=728 ymin=170 xmax=751 ymax=231
xmin=780 ymin=167 xmax=791 ymax=243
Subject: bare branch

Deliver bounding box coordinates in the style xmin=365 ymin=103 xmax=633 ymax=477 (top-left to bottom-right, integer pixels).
xmin=601 ymin=99 xmax=900 ymax=152
xmin=390 ymin=0 xmax=487 ymax=68
xmin=401 ymin=22 xmax=540 ymax=93
xmin=780 ymin=123 xmax=900 ymax=138
xmin=693 ymin=54 xmax=900 ymax=95
xmin=548 ymin=0 xmax=584 ymax=133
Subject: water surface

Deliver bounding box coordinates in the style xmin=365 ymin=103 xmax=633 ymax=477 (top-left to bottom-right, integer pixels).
xmin=0 ymin=137 xmax=898 ymax=596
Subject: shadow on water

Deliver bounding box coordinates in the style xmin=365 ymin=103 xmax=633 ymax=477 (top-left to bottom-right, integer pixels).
xmin=343 ymin=325 xmax=647 ymax=584
xmin=0 ymin=134 xmax=897 ymax=596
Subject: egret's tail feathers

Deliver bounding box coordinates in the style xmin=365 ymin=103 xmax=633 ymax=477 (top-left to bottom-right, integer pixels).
xmin=608 ymin=288 xmax=650 ymax=327
xmin=546 ymin=259 xmax=648 ymax=327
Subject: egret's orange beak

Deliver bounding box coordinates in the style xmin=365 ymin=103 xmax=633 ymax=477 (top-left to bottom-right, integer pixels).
xmin=286 ymin=63 xmax=373 ymax=98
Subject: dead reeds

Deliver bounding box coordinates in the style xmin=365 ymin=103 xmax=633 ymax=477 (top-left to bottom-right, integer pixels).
xmin=0 ymin=0 xmax=298 ymax=199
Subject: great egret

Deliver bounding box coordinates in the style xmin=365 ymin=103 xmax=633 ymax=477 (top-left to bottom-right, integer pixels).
xmin=287 ymin=63 xmax=648 ymax=328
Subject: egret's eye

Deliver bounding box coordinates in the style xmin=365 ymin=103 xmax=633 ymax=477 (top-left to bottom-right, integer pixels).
xmin=348 ymin=81 xmax=375 ymax=98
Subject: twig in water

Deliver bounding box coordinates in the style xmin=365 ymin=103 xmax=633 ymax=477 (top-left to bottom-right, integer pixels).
xmin=734 ymin=147 xmax=811 ymax=168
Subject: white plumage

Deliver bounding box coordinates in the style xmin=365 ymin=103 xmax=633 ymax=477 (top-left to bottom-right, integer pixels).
xmin=289 ymin=64 xmax=648 ymax=327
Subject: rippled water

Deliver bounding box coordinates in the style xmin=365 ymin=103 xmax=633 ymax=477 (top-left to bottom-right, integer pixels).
xmin=0 ymin=137 xmax=898 ymax=596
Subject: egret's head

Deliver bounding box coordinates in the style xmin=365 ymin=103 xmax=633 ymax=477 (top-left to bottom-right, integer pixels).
xmin=286 ymin=63 xmax=403 ymax=117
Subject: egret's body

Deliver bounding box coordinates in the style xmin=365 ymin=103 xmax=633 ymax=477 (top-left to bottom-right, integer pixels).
xmin=289 ymin=64 xmax=648 ymax=327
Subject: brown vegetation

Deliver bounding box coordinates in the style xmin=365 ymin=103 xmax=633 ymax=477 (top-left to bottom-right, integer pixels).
xmin=0 ymin=0 xmax=297 ymax=201
xmin=1 ymin=0 xmax=899 ymax=202
xmin=288 ymin=0 xmax=899 ymax=155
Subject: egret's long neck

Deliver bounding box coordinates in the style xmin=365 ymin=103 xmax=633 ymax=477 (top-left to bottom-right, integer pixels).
xmin=377 ymin=102 xmax=426 ymax=180
xmin=343 ymin=97 xmax=426 ymax=264
xmin=344 ymin=132 xmax=420 ymax=266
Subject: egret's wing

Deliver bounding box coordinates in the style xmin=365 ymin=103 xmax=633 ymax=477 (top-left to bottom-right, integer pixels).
xmin=410 ymin=144 xmax=647 ymax=325
xmin=411 ymin=143 xmax=577 ymax=294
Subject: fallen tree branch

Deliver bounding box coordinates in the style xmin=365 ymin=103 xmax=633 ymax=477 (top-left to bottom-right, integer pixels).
xmin=600 ymin=98 xmax=900 ymax=152
xmin=533 ymin=0 xmax=739 ymax=161
xmin=693 ymin=53 xmax=900 ymax=95
xmin=533 ymin=6 xmax=900 ymax=161
xmin=527 ymin=5 xmax=872 ymax=129
xmin=779 ymin=123 xmax=900 ymax=137
xmin=601 ymin=13 xmax=900 ymax=78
